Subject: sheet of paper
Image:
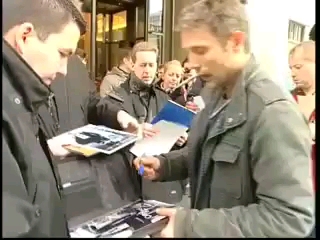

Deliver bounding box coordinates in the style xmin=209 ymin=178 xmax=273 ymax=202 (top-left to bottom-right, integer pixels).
xmin=130 ymin=120 xmax=188 ymax=157
xmin=193 ymin=96 xmax=205 ymax=110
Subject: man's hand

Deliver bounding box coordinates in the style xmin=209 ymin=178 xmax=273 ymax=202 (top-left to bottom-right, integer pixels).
xmin=117 ymin=110 xmax=140 ymax=133
xmin=141 ymin=123 xmax=159 ymax=138
xmin=47 ymin=136 xmax=74 ymax=158
xmin=185 ymin=101 xmax=200 ymax=112
xmin=133 ymin=156 xmax=161 ymax=180
xmin=176 ymin=132 xmax=188 ymax=146
xmin=156 ymin=208 xmax=177 ymax=238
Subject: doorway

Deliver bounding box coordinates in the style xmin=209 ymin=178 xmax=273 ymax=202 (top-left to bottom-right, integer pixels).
xmin=78 ymin=0 xmax=167 ymax=82
xmin=95 ymin=2 xmax=145 ymax=79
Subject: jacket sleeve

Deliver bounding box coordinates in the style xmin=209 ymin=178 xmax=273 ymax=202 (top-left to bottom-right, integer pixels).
xmin=84 ymin=81 xmax=123 ymax=130
xmin=2 ymin=133 xmax=39 ymax=237
xmin=95 ymin=95 xmax=123 ymax=130
xmin=173 ymin=100 xmax=315 ymax=238
xmin=157 ymin=146 xmax=189 ymax=182
xmin=99 ymin=75 xmax=113 ymax=98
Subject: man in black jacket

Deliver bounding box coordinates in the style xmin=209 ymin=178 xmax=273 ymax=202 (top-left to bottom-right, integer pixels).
xmin=106 ymin=41 xmax=186 ymax=206
xmin=38 ymin=54 xmax=141 ymax=223
xmin=3 ymin=0 xmax=139 ymax=237
xmin=2 ymin=0 xmax=86 ymax=237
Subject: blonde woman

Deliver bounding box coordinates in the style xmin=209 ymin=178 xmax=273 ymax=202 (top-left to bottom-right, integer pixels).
xmin=158 ymin=60 xmax=184 ymax=93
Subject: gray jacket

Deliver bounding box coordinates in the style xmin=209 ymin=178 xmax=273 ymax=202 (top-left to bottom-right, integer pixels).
xmin=100 ymin=66 xmax=130 ymax=98
xmin=157 ymin=56 xmax=314 ymax=237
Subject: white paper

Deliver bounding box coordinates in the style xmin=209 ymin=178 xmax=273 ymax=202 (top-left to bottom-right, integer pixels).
xmin=193 ymin=96 xmax=205 ymax=110
xmin=70 ymin=228 xmax=96 ymax=238
xmin=130 ymin=120 xmax=188 ymax=157
xmin=47 ymin=124 xmax=138 ymax=156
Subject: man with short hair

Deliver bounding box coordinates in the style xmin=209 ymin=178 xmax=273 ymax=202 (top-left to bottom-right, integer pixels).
xmin=103 ymin=41 xmax=187 ymax=206
xmin=100 ymin=49 xmax=133 ymax=97
xmin=133 ymin=0 xmax=314 ymax=237
xmin=3 ymin=0 xmax=85 ymax=237
xmin=3 ymin=0 xmax=138 ymax=237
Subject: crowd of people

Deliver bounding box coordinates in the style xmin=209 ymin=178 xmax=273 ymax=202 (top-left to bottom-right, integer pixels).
xmin=2 ymin=0 xmax=315 ymax=238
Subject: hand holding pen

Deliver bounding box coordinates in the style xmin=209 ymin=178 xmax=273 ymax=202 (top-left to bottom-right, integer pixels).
xmin=133 ymin=155 xmax=161 ymax=181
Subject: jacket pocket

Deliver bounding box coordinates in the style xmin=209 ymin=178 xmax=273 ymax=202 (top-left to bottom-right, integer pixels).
xmin=210 ymin=142 xmax=242 ymax=199
xmin=30 ymin=183 xmax=38 ymax=204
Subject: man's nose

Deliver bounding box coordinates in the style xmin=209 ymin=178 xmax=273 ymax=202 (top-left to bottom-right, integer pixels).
xmin=144 ymin=65 xmax=151 ymax=73
xmin=172 ymin=76 xmax=178 ymax=82
xmin=187 ymin=53 xmax=202 ymax=67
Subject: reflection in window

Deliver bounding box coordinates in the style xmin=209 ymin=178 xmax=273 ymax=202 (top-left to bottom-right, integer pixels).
xmin=148 ymin=34 xmax=163 ymax=63
xmin=112 ymin=11 xmax=127 ymax=41
xmin=96 ymin=12 xmax=127 ymax=42
xmin=148 ymin=0 xmax=163 ymax=33
xmin=96 ymin=14 xmax=109 ymax=42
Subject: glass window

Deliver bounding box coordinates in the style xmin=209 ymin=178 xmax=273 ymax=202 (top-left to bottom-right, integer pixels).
xmin=136 ymin=6 xmax=146 ymax=39
xmin=148 ymin=0 xmax=163 ymax=33
xmin=112 ymin=11 xmax=127 ymax=41
xmin=148 ymin=0 xmax=164 ymax=62
xmin=148 ymin=34 xmax=163 ymax=63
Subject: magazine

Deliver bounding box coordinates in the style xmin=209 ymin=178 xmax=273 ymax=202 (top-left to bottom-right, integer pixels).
xmin=47 ymin=124 xmax=138 ymax=156
xmin=69 ymin=199 xmax=174 ymax=238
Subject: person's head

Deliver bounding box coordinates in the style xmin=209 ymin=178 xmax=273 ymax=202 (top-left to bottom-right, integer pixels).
xmin=289 ymin=41 xmax=315 ymax=93
xmin=182 ymin=57 xmax=189 ymax=69
xmin=182 ymin=57 xmax=198 ymax=81
xmin=75 ymin=48 xmax=87 ymax=64
xmin=162 ymin=60 xmax=184 ymax=90
xmin=131 ymin=41 xmax=158 ymax=84
xmin=118 ymin=49 xmax=133 ymax=72
xmin=177 ymin=0 xmax=250 ymax=86
xmin=157 ymin=64 xmax=165 ymax=79
xmin=3 ymin=0 xmax=86 ymax=86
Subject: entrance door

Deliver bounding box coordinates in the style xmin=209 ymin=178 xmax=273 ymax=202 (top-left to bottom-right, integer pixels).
xmin=79 ymin=0 xmax=147 ymax=81
xmin=96 ymin=2 xmax=147 ymax=78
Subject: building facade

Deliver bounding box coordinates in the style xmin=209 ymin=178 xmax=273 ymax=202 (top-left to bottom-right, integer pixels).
xmin=80 ymin=0 xmax=315 ymax=88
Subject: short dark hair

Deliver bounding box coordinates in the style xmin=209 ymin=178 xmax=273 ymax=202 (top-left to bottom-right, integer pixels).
xmin=182 ymin=57 xmax=189 ymax=67
xmin=75 ymin=48 xmax=87 ymax=59
xmin=3 ymin=0 xmax=86 ymax=40
xmin=118 ymin=49 xmax=132 ymax=64
xmin=158 ymin=64 xmax=165 ymax=69
xmin=177 ymin=0 xmax=250 ymax=52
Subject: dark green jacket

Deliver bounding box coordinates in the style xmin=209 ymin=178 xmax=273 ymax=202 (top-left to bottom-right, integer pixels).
xmin=157 ymin=56 xmax=314 ymax=237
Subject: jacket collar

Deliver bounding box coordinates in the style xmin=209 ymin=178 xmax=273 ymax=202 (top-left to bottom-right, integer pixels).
xmin=204 ymin=55 xmax=262 ymax=129
xmin=128 ymin=73 xmax=157 ymax=94
xmin=222 ymin=54 xmax=263 ymax=128
xmin=2 ymin=39 xmax=51 ymax=112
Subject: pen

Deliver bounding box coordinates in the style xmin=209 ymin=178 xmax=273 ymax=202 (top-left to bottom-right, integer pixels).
xmin=138 ymin=154 xmax=146 ymax=207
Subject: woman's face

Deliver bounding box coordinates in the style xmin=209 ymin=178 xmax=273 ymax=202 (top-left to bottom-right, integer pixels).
xmin=162 ymin=65 xmax=183 ymax=90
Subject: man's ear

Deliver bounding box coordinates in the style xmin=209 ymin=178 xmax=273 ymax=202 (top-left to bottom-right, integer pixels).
xmin=14 ymin=22 xmax=36 ymax=54
xmin=229 ymin=31 xmax=246 ymax=53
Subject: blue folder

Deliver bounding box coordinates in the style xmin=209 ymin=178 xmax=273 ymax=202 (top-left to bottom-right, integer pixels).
xmin=151 ymin=100 xmax=196 ymax=128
